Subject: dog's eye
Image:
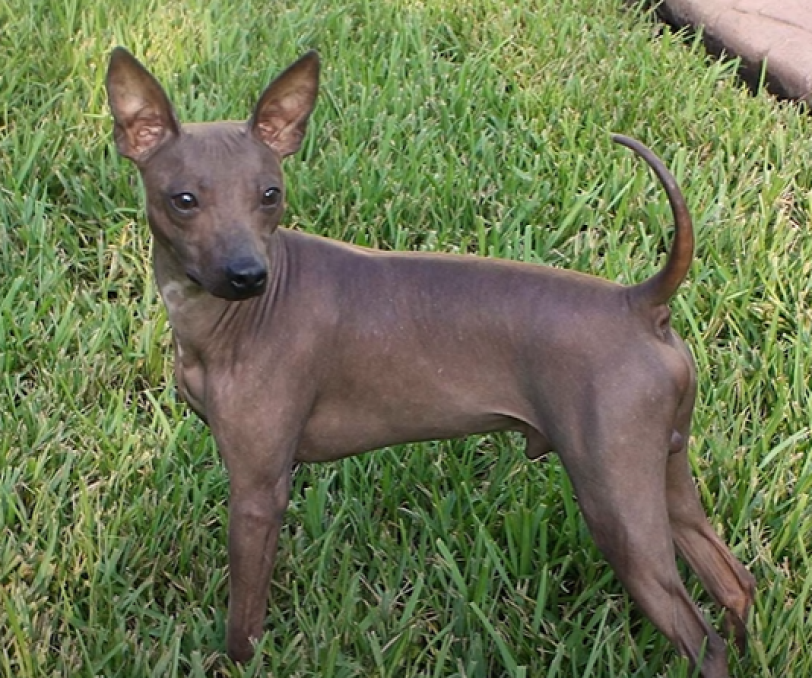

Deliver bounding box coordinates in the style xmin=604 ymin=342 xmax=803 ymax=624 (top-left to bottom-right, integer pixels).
xmin=261 ymin=187 xmax=281 ymax=208
xmin=170 ymin=192 xmax=199 ymax=212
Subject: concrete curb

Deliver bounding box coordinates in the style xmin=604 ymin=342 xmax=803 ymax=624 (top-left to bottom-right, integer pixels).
xmin=653 ymin=0 xmax=812 ymax=104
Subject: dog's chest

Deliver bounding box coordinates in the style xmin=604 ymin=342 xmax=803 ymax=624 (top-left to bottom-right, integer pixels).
xmin=173 ymin=339 xmax=207 ymax=417
xmin=158 ymin=280 xmax=210 ymax=417
xmin=159 ymin=280 xmax=198 ymax=320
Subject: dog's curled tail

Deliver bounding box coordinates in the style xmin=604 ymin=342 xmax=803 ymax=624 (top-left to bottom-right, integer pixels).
xmin=612 ymin=134 xmax=694 ymax=307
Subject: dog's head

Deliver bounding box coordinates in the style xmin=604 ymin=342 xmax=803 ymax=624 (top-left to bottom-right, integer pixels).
xmin=106 ymin=48 xmax=319 ymax=300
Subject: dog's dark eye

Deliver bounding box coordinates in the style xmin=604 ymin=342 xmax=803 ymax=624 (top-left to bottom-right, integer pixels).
xmin=170 ymin=192 xmax=199 ymax=212
xmin=261 ymin=187 xmax=281 ymax=208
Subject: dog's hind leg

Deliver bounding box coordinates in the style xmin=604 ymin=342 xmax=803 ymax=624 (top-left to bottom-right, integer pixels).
xmin=665 ymin=393 xmax=755 ymax=654
xmin=559 ymin=421 xmax=730 ymax=677
xmin=666 ymin=444 xmax=755 ymax=654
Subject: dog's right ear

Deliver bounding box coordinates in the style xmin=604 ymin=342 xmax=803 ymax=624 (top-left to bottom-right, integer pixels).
xmin=105 ymin=47 xmax=180 ymax=163
xmin=249 ymin=51 xmax=320 ymax=158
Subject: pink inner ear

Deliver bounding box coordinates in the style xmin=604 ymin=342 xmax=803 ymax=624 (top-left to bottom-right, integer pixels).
xmin=133 ymin=123 xmax=166 ymax=153
xmin=257 ymin=119 xmax=283 ymax=143
xmin=255 ymin=119 xmax=303 ymax=157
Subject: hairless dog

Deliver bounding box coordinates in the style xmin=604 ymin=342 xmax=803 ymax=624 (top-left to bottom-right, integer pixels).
xmin=105 ymin=48 xmax=754 ymax=676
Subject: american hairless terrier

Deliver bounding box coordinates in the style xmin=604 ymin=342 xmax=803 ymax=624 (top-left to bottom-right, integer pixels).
xmin=105 ymin=48 xmax=754 ymax=676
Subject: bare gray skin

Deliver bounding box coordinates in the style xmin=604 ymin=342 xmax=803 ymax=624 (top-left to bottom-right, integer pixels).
xmin=105 ymin=47 xmax=754 ymax=676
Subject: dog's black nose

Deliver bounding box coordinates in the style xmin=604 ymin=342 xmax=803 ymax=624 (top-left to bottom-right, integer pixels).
xmin=226 ymin=259 xmax=268 ymax=295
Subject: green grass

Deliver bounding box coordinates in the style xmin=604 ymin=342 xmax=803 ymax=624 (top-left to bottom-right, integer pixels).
xmin=1 ymin=0 xmax=811 ymax=675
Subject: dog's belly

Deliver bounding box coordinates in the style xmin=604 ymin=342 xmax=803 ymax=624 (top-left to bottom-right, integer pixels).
xmin=295 ymin=405 xmax=519 ymax=463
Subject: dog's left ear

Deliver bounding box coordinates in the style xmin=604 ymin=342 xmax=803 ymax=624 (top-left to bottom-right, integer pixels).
xmin=250 ymin=51 xmax=320 ymax=157
xmin=105 ymin=47 xmax=180 ymax=163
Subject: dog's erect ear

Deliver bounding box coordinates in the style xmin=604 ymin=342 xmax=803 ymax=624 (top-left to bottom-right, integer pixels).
xmin=105 ymin=47 xmax=180 ymax=162
xmin=249 ymin=51 xmax=320 ymax=157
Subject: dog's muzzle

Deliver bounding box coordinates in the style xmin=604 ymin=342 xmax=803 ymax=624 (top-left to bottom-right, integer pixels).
xmin=225 ymin=258 xmax=268 ymax=298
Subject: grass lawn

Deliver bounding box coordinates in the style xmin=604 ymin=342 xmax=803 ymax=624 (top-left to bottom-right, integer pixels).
xmin=2 ymin=0 xmax=812 ymax=675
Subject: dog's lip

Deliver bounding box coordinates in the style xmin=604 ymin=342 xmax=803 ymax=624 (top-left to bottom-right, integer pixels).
xmin=184 ymin=270 xmax=268 ymax=301
xmin=186 ymin=273 xmax=267 ymax=301
xmin=221 ymin=280 xmax=267 ymax=301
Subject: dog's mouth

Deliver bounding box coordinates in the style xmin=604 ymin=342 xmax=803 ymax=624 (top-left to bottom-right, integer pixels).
xmin=223 ymin=282 xmax=267 ymax=301
xmin=185 ymin=270 xmax=268 ymax=302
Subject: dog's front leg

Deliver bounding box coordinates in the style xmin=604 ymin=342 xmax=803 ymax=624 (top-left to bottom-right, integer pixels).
xmin=211 ymin=412 xmax=299 ymax=663
xmin=226 ymin=463 xmax=291 ymax=662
